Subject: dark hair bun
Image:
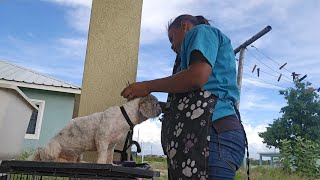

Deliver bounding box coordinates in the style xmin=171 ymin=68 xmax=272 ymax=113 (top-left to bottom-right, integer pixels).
xmin=195 ymin=16 xmax=210 ymax=25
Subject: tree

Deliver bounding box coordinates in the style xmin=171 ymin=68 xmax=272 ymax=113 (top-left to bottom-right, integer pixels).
xmin=259 ymin=82 xmax=320 ymax=148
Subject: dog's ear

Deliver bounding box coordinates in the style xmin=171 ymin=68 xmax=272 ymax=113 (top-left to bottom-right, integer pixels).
xmin=138 ymin=95 xmax=161 ymax=118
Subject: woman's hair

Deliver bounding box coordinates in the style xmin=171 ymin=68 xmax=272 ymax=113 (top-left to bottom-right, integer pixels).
xmin=168 ymin=14 xmax=210 ymax=31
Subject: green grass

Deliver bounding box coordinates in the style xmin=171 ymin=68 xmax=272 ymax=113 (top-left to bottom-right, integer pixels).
xmin=16 ymin=150 xmax=34 ymax=160
xmin=235 ymin=167 xmax=311 ymax=180
xmin=134 ymin=155 xmax=312 ymax=180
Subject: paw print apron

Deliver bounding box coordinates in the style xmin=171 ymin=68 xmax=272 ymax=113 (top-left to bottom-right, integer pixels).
xmin=161 ymin=55 xmax=217 ymax=179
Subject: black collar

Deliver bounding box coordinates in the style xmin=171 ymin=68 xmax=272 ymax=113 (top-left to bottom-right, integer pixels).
xmin=120 ymin=106 xmax=134 ymax=130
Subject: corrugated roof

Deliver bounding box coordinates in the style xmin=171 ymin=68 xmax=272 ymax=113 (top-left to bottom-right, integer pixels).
xmin=0 ymin=60 xmax=81 ymax=90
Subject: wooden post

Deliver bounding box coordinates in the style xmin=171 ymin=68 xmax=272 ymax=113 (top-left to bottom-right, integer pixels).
xmin=236 ymin=48 xmax=245 ymax=109
xmin=233 ymin=26 xmax=272 ymax=169
xmin=259 ymin=154 xmax=263 ymax=166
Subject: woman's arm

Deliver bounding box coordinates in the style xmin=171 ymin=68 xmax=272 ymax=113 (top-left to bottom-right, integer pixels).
xmin=146 ymin=61 xmax=212 ymax=93
xmin=121 ymin=60 xmax=212 ymax=99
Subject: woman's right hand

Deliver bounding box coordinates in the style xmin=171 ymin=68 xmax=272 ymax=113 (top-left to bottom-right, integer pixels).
xmin=121 ymin=81 xmax=151 ymax=100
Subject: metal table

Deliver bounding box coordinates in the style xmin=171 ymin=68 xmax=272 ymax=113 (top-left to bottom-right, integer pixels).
xmin=0 ymin=160 xmax=160 ymax=180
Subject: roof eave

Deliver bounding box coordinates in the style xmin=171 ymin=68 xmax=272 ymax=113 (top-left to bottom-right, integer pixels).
xmin=0 ymin=80 xmax=81 ymax=94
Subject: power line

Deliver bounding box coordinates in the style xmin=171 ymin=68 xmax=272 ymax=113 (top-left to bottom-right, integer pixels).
xmin=250 ymin=45 xmax=292 ymax=74
xmin=243 ymin=72 xmax=287 ymax=90
xmin=243 ymin=63 xmax=294 ymax=85
xmin=246 ymin=48 xmax=293 ymax=82
xmin=248 ymin=45 xmax=319 ymax=90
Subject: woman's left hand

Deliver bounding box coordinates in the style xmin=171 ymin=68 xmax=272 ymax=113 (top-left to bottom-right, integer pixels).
xmin=121 ymin=81 xmax=151 ymax=100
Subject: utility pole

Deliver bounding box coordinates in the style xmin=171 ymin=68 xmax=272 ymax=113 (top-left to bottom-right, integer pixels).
xmin=234 ymin=25 xmax=272 ymax=108
xmin=234 ymin=26 xmax=272 ymax=168
xmin=236 ymin=48 xmax=246 ymax=109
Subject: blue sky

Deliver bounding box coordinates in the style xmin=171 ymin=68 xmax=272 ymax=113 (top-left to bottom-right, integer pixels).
xmin=1 ymin=0 xmax=320 ymax=159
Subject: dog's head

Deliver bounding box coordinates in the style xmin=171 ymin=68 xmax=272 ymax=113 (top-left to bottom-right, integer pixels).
xmin=31 ymin=147 xmax=56 ymax=161
xmin=138 ymin=94 xmax=162 ymax=119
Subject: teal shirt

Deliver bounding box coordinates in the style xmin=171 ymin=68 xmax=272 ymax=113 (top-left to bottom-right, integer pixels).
xmin=180 ymin=24 xmax=239 ymax=121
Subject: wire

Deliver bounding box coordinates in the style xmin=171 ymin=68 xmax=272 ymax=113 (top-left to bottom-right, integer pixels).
xmin=237 ymin=45 xmax=319 ymax=92
xmin=243 ymin=72 xmax=287 ymax=89
xmin=243 ymin=63 xmax=294 ymax=85
xmin=250 ymin=45 xmax=292 ymax=73
xmin=246 ymin=48 xmax=293 ymax=82
xmin=249 ymin=45 xmax=319 ymax=89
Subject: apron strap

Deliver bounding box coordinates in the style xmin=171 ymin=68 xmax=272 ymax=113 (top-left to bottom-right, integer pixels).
xmin=234 ymin=105 xmax=250 ymax=180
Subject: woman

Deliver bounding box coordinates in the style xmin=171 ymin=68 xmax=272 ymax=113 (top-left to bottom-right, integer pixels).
xmin=121 ymin=14 xmax=246 ymax=180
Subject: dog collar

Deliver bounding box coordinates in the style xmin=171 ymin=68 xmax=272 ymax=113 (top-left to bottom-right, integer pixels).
xmin=120 ymin=106 xmax=134 ymax=129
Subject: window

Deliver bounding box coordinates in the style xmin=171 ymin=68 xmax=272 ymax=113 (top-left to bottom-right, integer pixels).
xmin=25 ymin=99 xmax=45 ymax=139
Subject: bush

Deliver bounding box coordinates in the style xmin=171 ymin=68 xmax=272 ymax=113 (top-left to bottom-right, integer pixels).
xmin=280 ymin=137 xmax=320 ymax=178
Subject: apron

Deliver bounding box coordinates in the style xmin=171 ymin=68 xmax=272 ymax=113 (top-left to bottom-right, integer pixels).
xmin=161 ymin=54 xmax=217 ymax=179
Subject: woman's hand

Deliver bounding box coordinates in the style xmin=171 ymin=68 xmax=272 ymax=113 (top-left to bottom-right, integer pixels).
xmin=121 ymin=81 xmax=151 ymax=100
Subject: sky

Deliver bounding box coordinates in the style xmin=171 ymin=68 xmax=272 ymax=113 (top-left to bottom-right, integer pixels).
xmin=1 ymin=0 xmax=320 ymax=159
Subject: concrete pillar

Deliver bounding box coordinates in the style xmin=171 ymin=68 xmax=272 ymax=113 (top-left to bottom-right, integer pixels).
xmin=78 ymin=0 xmax=143 ymax=162
xmin=259 ymin=155 xmax=262 ymax=166
xmin=270 ymin=156 xmax=274 ymax=167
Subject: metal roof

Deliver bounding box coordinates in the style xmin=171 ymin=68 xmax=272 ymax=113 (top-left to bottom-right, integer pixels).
xmin=0 ymin=60 xmax=81 ymax=94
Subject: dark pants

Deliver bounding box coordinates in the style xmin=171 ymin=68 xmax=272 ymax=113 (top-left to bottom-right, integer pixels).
xmin=208 ymin=128 xmax=245 ymax=179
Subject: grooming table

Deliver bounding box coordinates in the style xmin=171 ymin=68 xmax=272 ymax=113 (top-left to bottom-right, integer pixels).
xmin=0 ymin=160 xmax=160 ymax=179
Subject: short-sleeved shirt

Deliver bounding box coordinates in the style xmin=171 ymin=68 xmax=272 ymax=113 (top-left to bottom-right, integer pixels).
xmin=180 ymin=24 xmax=239 ymax=121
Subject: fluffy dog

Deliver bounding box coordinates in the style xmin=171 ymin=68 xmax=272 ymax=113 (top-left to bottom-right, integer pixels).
xmin=31 ymin=94 xmax=161 ymax=164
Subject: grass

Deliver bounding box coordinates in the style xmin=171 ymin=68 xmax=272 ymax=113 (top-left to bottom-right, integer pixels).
xmin=15 ymin=150 xmax=34 ymax=160
xmin=235 ymin=167 xmax=311 ymax=180
xmin=134 ymin=155 xmax=312 ymax=180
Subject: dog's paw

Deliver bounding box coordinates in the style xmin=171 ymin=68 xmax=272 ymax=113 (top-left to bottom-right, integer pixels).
xmin=178 ymin=97 xmax=189 ymax=111
xmin=173 ymin=122 xmax=184 ymax=137
xmin=166 ymin=141 xmax=178 ymax=159
xmin=200 ymin=91 xmax=211 ymax=98
xmin=186 ymin=100 xmax=207 ymax=119
xmin=198 ymin=171 xmax=208 ymax=180
xmin=202 ymin=147 xmax=209 ymax=157
xmin=183 ymin=133 xmax=198 ymax=154
xmin=182 ymin=158 xmax=197 ymax=177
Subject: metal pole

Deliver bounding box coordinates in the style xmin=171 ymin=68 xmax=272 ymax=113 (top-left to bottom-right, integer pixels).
xmin=234 ymin=26 xmax=272 ymax=55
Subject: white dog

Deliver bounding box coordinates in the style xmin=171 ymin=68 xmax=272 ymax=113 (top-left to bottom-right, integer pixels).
xmin=31 ymin=94 xmax=161 ymax=164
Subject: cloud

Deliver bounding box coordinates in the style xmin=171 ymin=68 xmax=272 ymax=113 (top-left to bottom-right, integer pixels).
xmin=133 ymin=119 xmax=162 ymax=144
xmin=66 ymin=6 xmax=91 ymax=33
xmin=44 ymin=0 xmax=320 ymax=86
xmin=131 ymin=119 xmax=164 ymax=155
xmin=46 ymin=0 xmax=91 ymax=7
xmin=1 ymin=35 xmax=85 ymax=85
xmin=243 ymin=123 xmax=279 ymax=159
xmin=46 ymin=0 xmax=91 ymax=33
xmin=140 ymin=0 xmax=199 ymax=44
xmin=240 ymin=90 xmax=284 ymax=112
xmin=243 ymin=78 xmax=286 ymax=90
xmin=137 ymin=51 xmax=174 ymax=81
xmin=58 ymin=37 xmax=88 ymax=57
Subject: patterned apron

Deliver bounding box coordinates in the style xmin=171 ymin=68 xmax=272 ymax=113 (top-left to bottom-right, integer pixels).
xmin=161 ymin=55 xmax=217 ymax=180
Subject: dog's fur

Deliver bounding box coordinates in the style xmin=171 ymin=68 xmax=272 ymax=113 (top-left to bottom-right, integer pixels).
xmin=31 ymin=95 xmax=161 ymax=164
